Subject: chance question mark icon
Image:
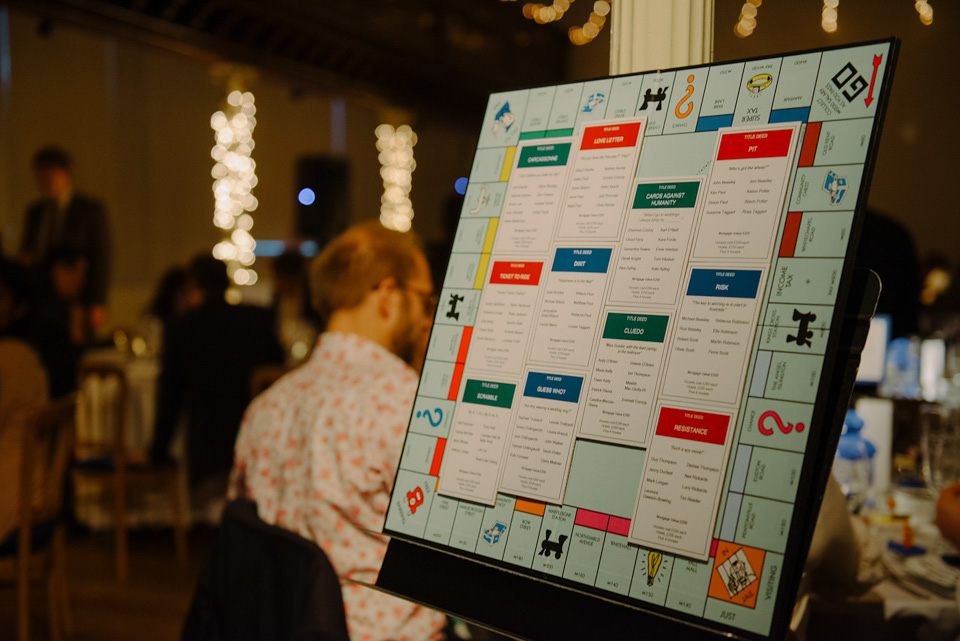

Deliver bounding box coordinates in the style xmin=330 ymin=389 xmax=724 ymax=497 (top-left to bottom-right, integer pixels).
xmin=758 ymin=410 xmax=804 ymax=436
xmin=416 ymin=408 xmax=443 ymax=427
xmin=675 ymin=74 xmax=696 ymax=118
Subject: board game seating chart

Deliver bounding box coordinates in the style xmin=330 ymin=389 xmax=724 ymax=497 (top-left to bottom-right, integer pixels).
xmin=382 ymin=40 xmax=895 ymax=639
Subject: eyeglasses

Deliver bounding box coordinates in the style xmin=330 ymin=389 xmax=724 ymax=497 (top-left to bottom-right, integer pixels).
xmin=403 ymin=284 xmax=438 ymax=313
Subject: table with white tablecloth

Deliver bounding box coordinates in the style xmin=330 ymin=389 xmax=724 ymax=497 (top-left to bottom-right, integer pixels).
xmin=73 ymin=349 xmax=191 ymax=529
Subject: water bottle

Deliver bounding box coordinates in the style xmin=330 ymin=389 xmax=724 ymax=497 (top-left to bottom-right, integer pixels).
xmin=879 ymin=336 xmax=921 ymax=399
xmin=834 ymin=408 xmax=877 ymax=511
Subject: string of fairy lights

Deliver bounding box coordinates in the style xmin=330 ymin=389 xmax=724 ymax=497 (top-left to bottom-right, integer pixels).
xmin=503 ymin=0 xmax=936 ymax=41
xmin=501 ymin=0 xmax=613 ymax=45
xmin=733 ymin=0 xmax=761 ymax=37
xmin=736 ymin=0 xmax=933 ymax=37
xmin=914 ymin=0 xmax=934 ymax=25
xmin=376 ymin=124 xmax=417 ymax=232
xmin=210 ymin=90 xmax=259 ymax=290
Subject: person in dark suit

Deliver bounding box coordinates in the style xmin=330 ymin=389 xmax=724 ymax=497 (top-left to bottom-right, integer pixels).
xmin=19 ymin=146 xmax=111 ymax=340
xmin=149 ymin=254 xmax=284 ymax=508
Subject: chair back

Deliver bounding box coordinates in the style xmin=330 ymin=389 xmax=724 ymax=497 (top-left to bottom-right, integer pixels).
xmin=18 ymin=394 xmax=77 ymax=535
xmin=76 ymin=362 xmax=129 ymax=463
xmin=181 ymin=498 xmax=349 ymax=641
xmin=8 ymin=394 xmax=77 ymax=641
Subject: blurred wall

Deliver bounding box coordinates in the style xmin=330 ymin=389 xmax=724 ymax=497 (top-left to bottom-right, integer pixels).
xmin=3 ymin=2 xmax=955 ymax=329
xmin=0 ymin=8 xmax=477 ymax=327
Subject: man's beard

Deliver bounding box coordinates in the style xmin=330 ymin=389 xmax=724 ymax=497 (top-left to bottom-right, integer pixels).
xmin=390 ymin=293 xmax=420 ymax=366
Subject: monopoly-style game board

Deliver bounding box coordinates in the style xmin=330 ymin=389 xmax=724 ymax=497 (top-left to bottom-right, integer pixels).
xmin=381 ymin=39 xmax=896 ymax=640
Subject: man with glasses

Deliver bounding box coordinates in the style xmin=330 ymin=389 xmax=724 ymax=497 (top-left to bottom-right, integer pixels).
xmin=229 ymin=221 xmax=445 ymax=641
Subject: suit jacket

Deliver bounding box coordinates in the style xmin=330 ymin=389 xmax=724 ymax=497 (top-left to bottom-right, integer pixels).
xmin=149 ymin=301 xmax=284 ymax=484
xmin=20 ymin=192 xmax=112 ymax=306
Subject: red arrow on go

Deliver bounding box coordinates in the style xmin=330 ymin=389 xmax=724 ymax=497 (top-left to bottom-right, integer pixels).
xmin=865 ymin=54 xmax=882 ymax=107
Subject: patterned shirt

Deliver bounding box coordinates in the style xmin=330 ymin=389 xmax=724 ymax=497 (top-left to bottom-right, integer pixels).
xmin=230 ymin=332 xmax=446 ymax=641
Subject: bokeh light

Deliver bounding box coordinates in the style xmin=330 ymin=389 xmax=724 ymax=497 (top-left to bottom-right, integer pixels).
xmin=211 ymin=89 xmax=258 ymax=289
xmin=377 ymin=123 xmax=417 ymax=232
xmin=298 ymin=187 xmax=316 ymax=206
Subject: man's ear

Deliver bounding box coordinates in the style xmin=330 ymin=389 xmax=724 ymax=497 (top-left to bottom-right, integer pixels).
xmin=374 ymin=276 xmax=400 ymax=318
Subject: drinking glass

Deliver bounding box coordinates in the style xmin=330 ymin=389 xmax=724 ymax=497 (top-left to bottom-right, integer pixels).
xmin=920 ymin=402 xmax=960 ymax=494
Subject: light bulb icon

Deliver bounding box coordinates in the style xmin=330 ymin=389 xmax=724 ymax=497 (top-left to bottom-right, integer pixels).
xmin=647 ymin=550 xmax=663 ymax=586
